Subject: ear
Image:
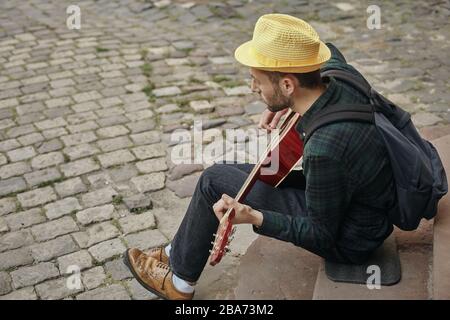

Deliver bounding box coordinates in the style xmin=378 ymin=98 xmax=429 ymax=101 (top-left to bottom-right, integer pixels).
xmin=279 ymin=74 xmax=297 ymax=95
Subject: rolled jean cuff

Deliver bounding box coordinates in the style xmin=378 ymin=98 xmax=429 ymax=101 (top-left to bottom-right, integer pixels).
xmin=169 ymin=256 xmax=200 ymax=283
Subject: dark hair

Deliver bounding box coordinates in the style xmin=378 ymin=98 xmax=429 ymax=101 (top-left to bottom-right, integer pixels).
xmin=265 ymin=69 xmax=323 ymax=89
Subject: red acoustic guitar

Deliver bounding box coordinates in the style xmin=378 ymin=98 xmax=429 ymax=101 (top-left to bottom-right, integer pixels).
xmin=209 ymin=110 xmax=304 ymax=266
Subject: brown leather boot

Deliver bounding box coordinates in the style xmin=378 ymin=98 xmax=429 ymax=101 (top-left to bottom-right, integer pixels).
xmin=146 ymin=246 xmax=169 ymax=265
xmin=124 ymin=248 xmax=194 ymax=300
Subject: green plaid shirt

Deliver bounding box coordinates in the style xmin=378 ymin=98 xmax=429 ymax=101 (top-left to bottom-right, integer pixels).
xmin=255 ymin=43 xmax=395 ymax=263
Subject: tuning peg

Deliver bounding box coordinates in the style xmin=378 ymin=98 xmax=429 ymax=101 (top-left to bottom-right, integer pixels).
xmin=210 ymin=241 xmax=214 ymax=245
xmin=209 ymin=250 xmax=212 ymax=253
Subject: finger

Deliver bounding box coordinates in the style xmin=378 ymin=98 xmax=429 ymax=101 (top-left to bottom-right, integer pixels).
xmin=221 ymin=194 xmax=236 ymax=206
xmin=258 ymin=110 xmax=274 ymax=128
xmin=259 ymin=123 xmax=272 ymax=132
xmin=222 ymin=194 xmax=244 ymax=214
xmin=213 ymin=199 xmax=227 ymax=214
xmin=269 ymin=111 xmax=284 ymax=128
xmin=213 ymin=200 xmax=227 ymax=221
xmin=259 ymin=118 xmax=272 ymax=130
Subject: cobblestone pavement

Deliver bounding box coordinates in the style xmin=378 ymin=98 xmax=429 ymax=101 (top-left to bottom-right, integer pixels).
xmin=0 ymin=0 xmax=449 ymax=299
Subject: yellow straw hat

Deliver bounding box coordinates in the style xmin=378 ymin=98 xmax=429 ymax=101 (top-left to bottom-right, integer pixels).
xmin=235 ymin=14 xmax=331 ymax=73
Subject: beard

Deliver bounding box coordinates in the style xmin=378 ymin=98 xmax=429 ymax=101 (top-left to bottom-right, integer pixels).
xmin=265 ymin=85 xmax=294 ymax=113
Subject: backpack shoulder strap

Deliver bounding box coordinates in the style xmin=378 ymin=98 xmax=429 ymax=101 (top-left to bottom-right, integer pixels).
xmin=321 ymin=69 xmax=373 ymax=98
xmin=304 ymin=104 xmax=374 ymax=144
xmin=320 ymin=68 xmax=406 ymax=126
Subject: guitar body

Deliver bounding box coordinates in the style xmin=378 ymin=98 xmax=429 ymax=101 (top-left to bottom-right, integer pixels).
xmin=209 ymin=110 xmax=304 ymax=265
xmin=258 ymin=118 xmax=304 ymax=187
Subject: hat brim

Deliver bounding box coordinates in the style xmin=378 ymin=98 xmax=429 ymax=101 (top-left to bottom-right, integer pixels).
xmin=234 ymin=40 xmax=331 ymax=73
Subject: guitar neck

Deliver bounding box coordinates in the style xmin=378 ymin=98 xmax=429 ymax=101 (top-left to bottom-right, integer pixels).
xmin=223 ymin=110 xmax=300 ymax=219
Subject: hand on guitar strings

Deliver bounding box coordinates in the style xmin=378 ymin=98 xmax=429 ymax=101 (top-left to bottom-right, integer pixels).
xmin=212 ymin=194 xmax=263 ymax=227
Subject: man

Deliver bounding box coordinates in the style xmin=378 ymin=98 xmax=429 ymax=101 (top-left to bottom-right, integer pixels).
xmin=124 ymin=14 xmax=395 ymax=300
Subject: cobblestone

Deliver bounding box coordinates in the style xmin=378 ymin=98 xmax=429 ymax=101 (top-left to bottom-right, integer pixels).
xmin=104 ymin=258 xmax=132 ymax=281
xmin=63 ymin=143 xmax=100 ymax=161
xmin=132 ymin=143 xmax=166 ymax=160
xmin=126 ymin=278 xmax=158 ymax=300
xmin=80 ymin=187 xmax=118 ymax=208
xmin=54 ymin=177 xmax=87 ymax=197
xmin=97 ymin=149 xmax=135 ymax=168
xmin=124 ymin=229 xmax=168 ymax=251
xmin=88 ymin=238 xmax=126 ymax=263
xmin=61 ymin=131 xmax=97 ymax=147
xmin=24 ymin=168 xmax=62 ymax=187
xmin=5 ymin=208 xmax=46 ymax=231
xmin=0 ymin=272 xmax=12 ymax=295
xmin=0 ymin=247 xmax=33 ymax=271
xmin=97 ymin=136 xmax=133 ymax=152
xmin=44 ymin=197 xmax=81 ymax=220
xmin=0 ymin=287 xmax=37 ymax=300
xmin=35 ymin=277 xmax=83 ymax=300
xmin=31 ymin=217 xmax=79 ymax=242
xmin=60 ymin=158 xmax=100 ymax=177
xmin=118 ymin=211 xmax=156 ymax=235
xmin=0 ymin=198 xmax=16 ymax=216
xmin=0 ymin=162 xmax=31 ymax=179
xmin=131 ymin=172 xmax=165 ymax=193
xmin=0 ymin=229 xmax=34 ymax=253
xmin=82 ymin=266 xmax=106 ymax=290
xmin=129 ymin=131 xmax=160 ymax=145
xmin=17 ymin=186 xmax=57 ymax=208
xmin=30 ymin=152 xmax=64 ymax=170
xmin=11 ymin=262 xmax=59 ymax=289
xmin=58 ymin=250 xmax=93 ymax=275
xmin=76 ymin=204 xmax=115 ymax=226
xmin=76 ymin=284 xmax=130 ymax=300
xmin=135 ymin=157 xmax=168 ymax=173
xmin=30 ymin=235 xmax=78 ymax=262
xmin=72 ymin=221 xmax=120 ymax=249
xmin=7 ymin=146 xmax=36 ymax=162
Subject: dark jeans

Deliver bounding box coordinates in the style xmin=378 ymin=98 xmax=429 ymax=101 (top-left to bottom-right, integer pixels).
xmin=169 ymin=163 xmax=344 ymax=283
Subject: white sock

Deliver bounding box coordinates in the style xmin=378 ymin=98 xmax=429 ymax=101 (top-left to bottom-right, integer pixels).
xmin=164 ymin=243 xmax=171 ymax=257
xmin=172 ymin=274 xmax=195 ymax=293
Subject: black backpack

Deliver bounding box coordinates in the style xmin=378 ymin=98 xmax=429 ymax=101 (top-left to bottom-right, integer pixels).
xmin=304 ymin=68 xmax=448 ymax=231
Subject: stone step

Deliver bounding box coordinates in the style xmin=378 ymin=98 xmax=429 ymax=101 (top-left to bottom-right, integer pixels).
xmin=195 ymin=224 xmax=259 ymax=300
xmin=233 ymin=236 xmax=320 ymax=299
xmin=430 ymin=134 xmax=450 ymax=299
xmin=312 ymin=229 xmax=432 ymax=300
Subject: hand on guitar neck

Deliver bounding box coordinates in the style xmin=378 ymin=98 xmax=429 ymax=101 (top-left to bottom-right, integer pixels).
xmin=213 ymin=194 xmax=263 ymax=227
xmin=258 ymin=108 xmax=289 ymax=132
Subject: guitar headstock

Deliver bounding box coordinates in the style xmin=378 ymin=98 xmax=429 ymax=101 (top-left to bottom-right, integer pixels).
xmin=208 ymin=215 xmax=236 ymax=266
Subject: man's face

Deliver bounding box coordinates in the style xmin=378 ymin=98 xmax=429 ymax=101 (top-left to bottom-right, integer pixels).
xmin=249 ymin=68 xmax=294 ymax=112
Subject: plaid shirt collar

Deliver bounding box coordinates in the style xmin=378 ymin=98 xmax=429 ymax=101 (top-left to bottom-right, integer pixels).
xmin=295 ymin=76 xmax=338 ymax=139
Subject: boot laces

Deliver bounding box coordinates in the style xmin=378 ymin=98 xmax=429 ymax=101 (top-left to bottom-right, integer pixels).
xmin=156 ymin=262 xmax=171 ymax=290
xmin=149 ymin=247 xmax=162 ymax=254
xmin=157 ymin=262 xmax=170 ymax=271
